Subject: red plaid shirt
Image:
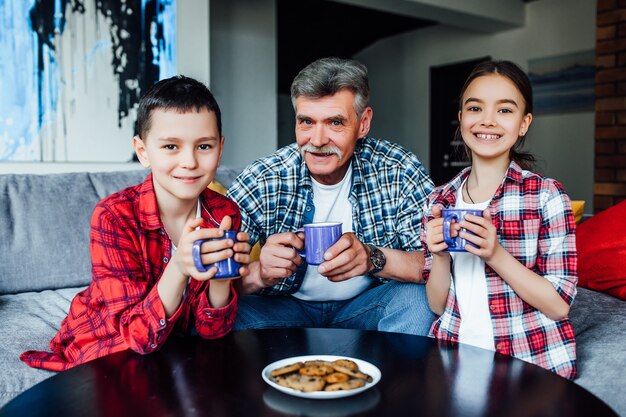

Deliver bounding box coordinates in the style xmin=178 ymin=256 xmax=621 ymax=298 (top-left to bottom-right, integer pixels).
xmin=421 ymin=162 xmax=578 ymax=379
xmin=21 ymin=174 xmax=240 ymax=371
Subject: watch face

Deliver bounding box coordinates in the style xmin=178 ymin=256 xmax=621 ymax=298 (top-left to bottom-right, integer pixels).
xmin=369 ymin=245 xmax=386 ymax=270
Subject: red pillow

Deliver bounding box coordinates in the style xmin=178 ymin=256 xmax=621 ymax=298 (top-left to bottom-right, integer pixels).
xmin=576 ymin=200 xmax=626 ymax=300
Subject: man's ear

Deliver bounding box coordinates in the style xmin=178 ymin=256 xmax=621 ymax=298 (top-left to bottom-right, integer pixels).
xmin=133 ymin=136 xmax=150 ymax=168
xmin=358 ymin=107 xmax=373 ymax=137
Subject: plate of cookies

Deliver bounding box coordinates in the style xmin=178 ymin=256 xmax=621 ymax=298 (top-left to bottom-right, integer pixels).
xmin=262 ymin=355 xmax=381 ymax=399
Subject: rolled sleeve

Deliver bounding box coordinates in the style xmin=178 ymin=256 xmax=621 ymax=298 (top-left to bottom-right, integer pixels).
xmin=537 ymin=183 xmax=578 ymax=305
xmin=194 ymin=284 xmax=238 ymax=339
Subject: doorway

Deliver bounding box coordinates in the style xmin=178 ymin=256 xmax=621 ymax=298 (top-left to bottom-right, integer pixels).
xmin=429 ymin=57 xmax=489 ymax=186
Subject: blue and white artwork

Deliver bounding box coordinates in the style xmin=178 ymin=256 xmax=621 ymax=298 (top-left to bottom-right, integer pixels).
xmin=528 ymin=50 xmax=595 ymax=115
xmin=0 ymin=0 xmax=176 ymax=162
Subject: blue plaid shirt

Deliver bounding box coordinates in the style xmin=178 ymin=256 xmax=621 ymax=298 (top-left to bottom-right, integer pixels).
xmin=227 ymin=137 xmax=434 ymax=295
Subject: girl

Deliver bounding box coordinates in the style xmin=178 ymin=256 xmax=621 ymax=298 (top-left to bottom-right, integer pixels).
xmin=422 ymin=60 xmax=577 ymax=379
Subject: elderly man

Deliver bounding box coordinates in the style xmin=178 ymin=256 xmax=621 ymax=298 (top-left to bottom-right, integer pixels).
xmin=227 ymin=57 xmax=434 ymax=335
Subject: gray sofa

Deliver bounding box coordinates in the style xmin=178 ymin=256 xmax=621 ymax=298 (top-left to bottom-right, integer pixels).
xmin=0 ymin=169 xmax=625 ymax=416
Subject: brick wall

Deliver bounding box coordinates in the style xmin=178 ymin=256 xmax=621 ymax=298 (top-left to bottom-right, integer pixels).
xmin=595 ymin=0 xmax=626 ymax=212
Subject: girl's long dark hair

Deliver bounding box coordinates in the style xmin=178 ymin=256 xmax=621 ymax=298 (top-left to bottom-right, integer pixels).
xmin=455 ymin=60 xmax=536 ymax=171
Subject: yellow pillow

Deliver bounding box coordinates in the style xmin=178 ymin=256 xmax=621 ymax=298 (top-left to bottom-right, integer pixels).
xmin=208 ymin=180 xmax=228 ymax=195
xmin=571 ymin=200 xmax=585 ymax=224
xmin=208 ymin=180 xmax=261 ymax=262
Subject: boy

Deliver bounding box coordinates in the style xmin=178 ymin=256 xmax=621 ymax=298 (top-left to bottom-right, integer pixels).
xmin=21 ymin=75 xmax=251 ymax=371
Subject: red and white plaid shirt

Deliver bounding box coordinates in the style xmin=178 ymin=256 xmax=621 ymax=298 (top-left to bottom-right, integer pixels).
xmin=21 ymin=174 xmax=240 ymax=371
xmin=421 ymin=162 xmax=578 ymax=379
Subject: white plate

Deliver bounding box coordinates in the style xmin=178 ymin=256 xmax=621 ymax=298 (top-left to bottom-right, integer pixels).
xmin=261 ymin=355 xmax=381 ymax=400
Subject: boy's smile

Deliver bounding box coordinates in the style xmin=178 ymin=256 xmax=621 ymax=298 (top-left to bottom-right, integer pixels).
xmin=134 ymin=108 xmax=224 ymax=207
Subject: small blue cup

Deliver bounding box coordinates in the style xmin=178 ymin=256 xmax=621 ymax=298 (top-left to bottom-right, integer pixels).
xmin=297 ymin=222 xmax=342 ymax=265
xmin=443 ymin=209 xmax=483 ymax=252
xmin=192 ymin=230 xmax=241 ymax=278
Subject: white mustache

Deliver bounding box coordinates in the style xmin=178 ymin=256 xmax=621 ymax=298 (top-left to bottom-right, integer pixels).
xmin=300 ymin=144 xmax=343 ymax=161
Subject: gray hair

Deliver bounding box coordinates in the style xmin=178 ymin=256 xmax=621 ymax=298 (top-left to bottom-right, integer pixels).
xmin=290 ymin=57 xmax=370 ymax=118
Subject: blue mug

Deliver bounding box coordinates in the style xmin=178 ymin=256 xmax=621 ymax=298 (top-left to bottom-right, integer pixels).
xmin=442 ymin=209 xmax=483 ymax=252
xmin=192 ymin=230 xmax=241 ymax=278
xmin=296 ymin=222 xmax=342 ymax=265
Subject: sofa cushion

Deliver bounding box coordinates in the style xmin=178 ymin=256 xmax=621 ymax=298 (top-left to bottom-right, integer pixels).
xmin=0 ymin=170 xmax=147 ymax=295
xmin=576 ymin=200 xmax=626 ymax=300
xmin=0 ymin=286 xmax=83 ymax=407
xmin=0 ymin=166 xmax=243 ymax=296
xmin=571 ymin=200 xmax=585 ymax=224
xmin=569 ymin=287 xmax=626 ymax=416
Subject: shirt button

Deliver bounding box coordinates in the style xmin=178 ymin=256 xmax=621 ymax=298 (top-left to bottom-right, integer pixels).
xmin=489 ymin=304 xmax=496 ymax=311
xmin=159 ymin=229 xmax=165 ymax=235
xmin=496 ymin=343 xmax=503 ymax=350
xmin=150 ymin=343 xmax=156 ymax=349
xmin=305 ymin=206 xmax=311 ymax=212
xmin=206 ymin=312 xmax=212 ymax=317
xmin=163 ymin=257 xmax=169 ymax=263
xmin=159 ymin=319 xmax=166 ymax=326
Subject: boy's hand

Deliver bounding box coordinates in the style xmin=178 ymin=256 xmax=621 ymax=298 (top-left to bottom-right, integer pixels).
xmin=218 ymin=215 xmax=252 ymax=278
xmin=426 ymin=205 xmax=456 ymax=257
xmin=174 ymin=217 xmax=241 ymax=281
xmin=458 ymin=209 xmax=501 ymax=263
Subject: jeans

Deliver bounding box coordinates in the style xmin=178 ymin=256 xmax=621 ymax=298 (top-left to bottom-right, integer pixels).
xmin=234 ymin=281 xmax=434 ymax=336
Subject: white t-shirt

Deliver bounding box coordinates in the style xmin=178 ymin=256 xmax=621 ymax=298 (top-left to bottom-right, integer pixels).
xmin=452 ymin=179 xmax=494 ymax=351
xmin=293 ymin=163 xmax=372 ymax=301
xmin=170 ymin=200 xmax=202 ymax=253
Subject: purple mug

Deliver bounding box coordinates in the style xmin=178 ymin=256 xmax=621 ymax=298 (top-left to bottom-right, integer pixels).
xmin=192 ymin=230 xmax=241 ymax=278
xmin=443 ymin=209 xmax=483 ymax=252
xmin=296 ymin=222 xmax=343 ymax=265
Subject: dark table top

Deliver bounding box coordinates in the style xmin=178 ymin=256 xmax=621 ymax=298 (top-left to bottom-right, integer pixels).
xmin=1 ymin=328 xmax=618 ymax=417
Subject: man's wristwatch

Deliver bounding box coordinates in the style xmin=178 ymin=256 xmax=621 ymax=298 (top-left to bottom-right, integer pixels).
xmin=367 ymin=244 xmax=386 ymax=275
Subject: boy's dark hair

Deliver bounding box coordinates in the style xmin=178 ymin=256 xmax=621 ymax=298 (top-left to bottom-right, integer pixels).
xmin=135 ymin=75 xmax=222 ymax=139
xmin=455 ymin=60 xmax=536 ymax=171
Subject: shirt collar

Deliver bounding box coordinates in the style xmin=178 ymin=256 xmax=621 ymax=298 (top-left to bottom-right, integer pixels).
xmin=504 ymin=160 xmax=524 ymax=184
xmin=137 ymin=173 xmax=238 ymax=231
xmin=138 ymin=173 xmax=162 ymax=231
xmin=435 ymin=160 xmax=523 ymax=206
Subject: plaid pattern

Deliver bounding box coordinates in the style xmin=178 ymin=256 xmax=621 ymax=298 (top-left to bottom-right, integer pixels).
xmin=421 ymin=161 xmax=578 ymax=379
xmin=21 ymin=174 xmax=240 ymax=371
xmin=227 ymin=137 xmax=434 ymax=295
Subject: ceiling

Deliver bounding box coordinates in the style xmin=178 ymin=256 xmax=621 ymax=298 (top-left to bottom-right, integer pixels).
xmin=276 ymin=0 xmax=434 ymax=94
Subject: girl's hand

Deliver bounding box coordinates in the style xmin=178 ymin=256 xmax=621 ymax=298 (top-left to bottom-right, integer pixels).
xmin=426 ymin=205 xmax=457 ymax=257
xmin=458 ymin=209 xmax=502 ymax=262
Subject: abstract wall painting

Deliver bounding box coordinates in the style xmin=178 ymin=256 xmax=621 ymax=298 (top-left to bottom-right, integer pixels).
xmin=0 ymin=0 xmax=176 ymax=162
xmin=528 ymin=50 xmax=595 ymax=115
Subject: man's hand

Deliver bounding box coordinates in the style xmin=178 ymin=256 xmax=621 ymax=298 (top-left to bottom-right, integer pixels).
xmin=316 ymin=232 xmax=370 ymax=282
xmin=236 ymin=232 xmax=304 ymax=295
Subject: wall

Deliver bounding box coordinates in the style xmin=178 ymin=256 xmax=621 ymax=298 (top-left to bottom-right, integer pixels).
xmin=209 ymin=0 xmax=278 ymax=170
xmin=594 ymin=0 xmax=626 ymax=211
xmin=355 ymin=0 xmax=597 ymax=210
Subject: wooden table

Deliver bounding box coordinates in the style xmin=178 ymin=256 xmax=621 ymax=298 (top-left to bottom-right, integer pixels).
xmin=0 ymin=328 xmax=618 ymax=417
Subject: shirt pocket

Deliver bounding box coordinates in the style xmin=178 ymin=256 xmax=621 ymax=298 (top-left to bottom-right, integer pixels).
xmin=498 ymin=218 xmax=541 ymax=264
